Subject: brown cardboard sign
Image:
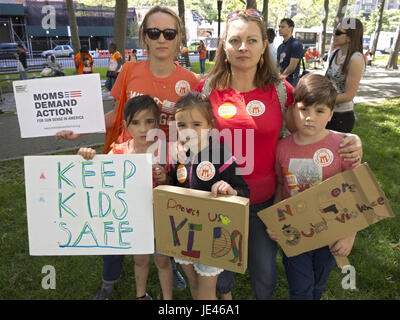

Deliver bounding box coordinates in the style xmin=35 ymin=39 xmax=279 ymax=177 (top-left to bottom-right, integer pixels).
xmin=153 ymin=185 xmax=250 ymax=273
xmin=258 ymin=163 xmax=395 ymax=258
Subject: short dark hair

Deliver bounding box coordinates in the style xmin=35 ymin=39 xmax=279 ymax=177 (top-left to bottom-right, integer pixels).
xmin=175 ymin=92 xmax=214 ymax=126
xmin=17 ymin=44 xmax=24 ymax=49
xmin=280 ymin=18 xmax=294 ymax=28
xmin=80 ymin=46 xmax=88 ymax=53
xmin=294 ymin=74 xmax=337 ymax=110
xmin=109 ymin=43 xmax=117 ymax=50
xmin=124 ymin=95 xmax=160 ymax=127
xmin=266 ymin=28 xmax=275 ymax=44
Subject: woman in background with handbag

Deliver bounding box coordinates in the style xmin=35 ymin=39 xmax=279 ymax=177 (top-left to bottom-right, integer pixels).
xmin=325 ymin=18 xmax=365 ymax=133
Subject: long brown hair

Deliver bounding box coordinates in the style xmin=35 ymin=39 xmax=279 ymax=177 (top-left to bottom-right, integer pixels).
xmin=207 ymin=11 xmax=280 ymax=91
xmin=340 ymin=17 xmax=364 ymax=75
xmin=138 ymin=6 xmax=182 ymax=57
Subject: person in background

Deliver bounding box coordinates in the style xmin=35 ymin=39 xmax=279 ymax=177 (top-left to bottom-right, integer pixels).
xmin=266 ymin=28 xmax=277 ymax=68
xmin=128 ymin=49 xmax=138 ymax=62
xmin=325 ymin=18 xmax=365 ymax=133
xmin=311 ymin=48 xmax=320 ymax=68
xmin=277 ymin=18 xmax=303 ymax=87
xmin=197 ymin=40 xmax=207 ymax=76
xmin=105 ymin=43 xmax=123 ymax=92
xmin=364 ymin=48 xmax=373 ymax=66
xmin=46 ymin=55 xmax=65 ymax=77
xmin=14 ymin=44 xmax=28 ymax=80
xmin=74 ymin=46 xmax=94 ymax=75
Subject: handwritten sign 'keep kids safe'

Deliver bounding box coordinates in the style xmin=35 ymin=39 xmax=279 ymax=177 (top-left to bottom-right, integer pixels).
xmin=258 ymin=163 xmax=395 ymax=258
xmin=13 ymin=74 xmax=105 ymax=138
xmin=24 ymin=154 xmax=154 ymax=256
xmin=153 ymin=185 xmax=250 ymax=274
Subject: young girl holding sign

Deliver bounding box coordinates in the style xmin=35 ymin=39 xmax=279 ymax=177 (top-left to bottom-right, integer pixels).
xmin=168 ymin=92 xmax=250 ymax=300
xmin=78 ymin=95 xmax=172 ymax=300
xmin=267 ymin=74 xmax=359 ymax=300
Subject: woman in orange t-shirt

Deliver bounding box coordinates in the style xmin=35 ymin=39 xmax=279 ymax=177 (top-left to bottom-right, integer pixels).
xmin=74 ymin=47 xmax=94 ymax=75
xmin=55 ymin=6 xmax=200 ymax=301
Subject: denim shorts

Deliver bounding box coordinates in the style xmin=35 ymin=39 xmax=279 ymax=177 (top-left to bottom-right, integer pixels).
xmin=174 ymin=258 xmax=224 ymax=277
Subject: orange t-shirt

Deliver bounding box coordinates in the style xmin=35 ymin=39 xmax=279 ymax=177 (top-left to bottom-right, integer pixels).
xmin=74 ymin=52 xmax=94 ymax=74
xmin=198 ymin=45 xmax=207 ymax=60
xmin=305 ymin=51 xmax=312 ymax=61
xmin=110 ymin=60 xmax=200 ymax=141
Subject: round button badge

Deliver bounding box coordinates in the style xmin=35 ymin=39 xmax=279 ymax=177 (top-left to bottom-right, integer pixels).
xmin=196 ymin=161 xmax=216 ymax=181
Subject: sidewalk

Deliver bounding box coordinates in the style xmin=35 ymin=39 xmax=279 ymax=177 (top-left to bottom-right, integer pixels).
xmin=1 ymin=66 xmax=399 ymax=161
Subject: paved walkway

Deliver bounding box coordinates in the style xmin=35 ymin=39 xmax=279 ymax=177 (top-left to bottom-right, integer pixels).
xmin=0 ymin=66 xmax=399 ymax=161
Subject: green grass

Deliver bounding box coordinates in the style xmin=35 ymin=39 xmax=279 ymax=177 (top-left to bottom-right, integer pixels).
xmin=0 ymin=67 xmax=108 ymax=91
xmin=373 ymin=55 xmax=400 ymax=66
xmin=0 ymin=100 xmax=399 ymax=299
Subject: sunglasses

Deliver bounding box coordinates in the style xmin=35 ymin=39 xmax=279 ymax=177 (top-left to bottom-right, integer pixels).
xmin=334 ymin=29 xmax=347 ymax=36
xmin=227 ymin=9 xmax=264 ymax=21
xmin=144 ymin=28 xmax=178 ymax=41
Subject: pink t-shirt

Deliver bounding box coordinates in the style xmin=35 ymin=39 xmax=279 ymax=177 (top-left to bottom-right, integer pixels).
xmin=195 ymin=80 xmax=294 ymax=204
xmin=275 ymin=131 xmax=353 ymax=200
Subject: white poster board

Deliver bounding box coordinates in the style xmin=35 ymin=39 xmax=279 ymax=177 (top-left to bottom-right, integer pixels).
xmin=13 ymin=74 xmax=105 ymax=138
xmin=24 ymin=154 xmax=154 ymax=256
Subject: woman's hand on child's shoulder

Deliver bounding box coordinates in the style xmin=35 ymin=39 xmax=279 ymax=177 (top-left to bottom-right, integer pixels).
xmin=153 ymin=164 xmax=167 ymax=184
xmin=211 ymin=180 xmax=237 ymax=197
xmin=78 ymin=147 xmax=96 ymax=160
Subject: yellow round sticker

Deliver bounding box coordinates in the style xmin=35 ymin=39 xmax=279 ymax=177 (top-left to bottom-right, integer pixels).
xmin=176 ymin=164 xmax=187 ymax=183
xmin=218 ymin=103 xmax=237 ymax=119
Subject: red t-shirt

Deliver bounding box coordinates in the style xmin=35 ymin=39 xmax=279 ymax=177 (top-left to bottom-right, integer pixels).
xmin=275 ymin=131 xmax=353 ymax=200
xmin=111 ymin=60 xmax=200 ymax=141
xmin=195 ymin=80 xmax=294 ymax=204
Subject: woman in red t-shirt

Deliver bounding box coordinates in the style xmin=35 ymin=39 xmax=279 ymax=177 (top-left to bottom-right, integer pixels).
xmin=194 ymin=9 xmax=363 ymax=300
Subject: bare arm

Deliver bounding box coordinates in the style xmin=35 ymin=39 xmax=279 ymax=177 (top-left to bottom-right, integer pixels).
xmin=335 ymin=55 xmax=364 ymax=105
xmin=284 ymin=104 xmax=297 ymax=133
xmin=56 ymin=101 xmax=118 ymax=140
xmin=281 ymin=57 xmax=300 ymax=78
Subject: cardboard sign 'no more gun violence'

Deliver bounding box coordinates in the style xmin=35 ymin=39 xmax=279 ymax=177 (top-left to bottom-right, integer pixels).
xmin=258 ymin=163 xmax=395 ymax=261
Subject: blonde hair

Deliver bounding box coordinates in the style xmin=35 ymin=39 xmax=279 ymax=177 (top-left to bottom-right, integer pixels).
xmin=207 ymin=12 xmax=280 ymax=91
xmin=138 ymin=6 xmax=182 ymax=57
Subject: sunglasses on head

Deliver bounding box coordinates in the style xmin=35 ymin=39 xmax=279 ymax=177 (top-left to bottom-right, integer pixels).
xmin=227 ymin=9 xmax=264 ymax=21
xmin=335 ymin=29 xmax=347 ymax=36
xmin=144 ymin=28 xmax=178 ymax=41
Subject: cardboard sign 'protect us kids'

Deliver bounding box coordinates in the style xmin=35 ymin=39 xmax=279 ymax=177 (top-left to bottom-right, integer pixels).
xmin=13 ymin=74 xmax=105 ymax=138
xmin=153 ymin=186 xmax=250 ymax=274
xmin=258 ymin=163 xmax=395 ymax=257
xmin=24 ymin=154 xmax=154 ymax=256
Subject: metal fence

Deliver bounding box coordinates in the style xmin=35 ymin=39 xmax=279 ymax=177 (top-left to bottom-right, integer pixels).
xmin=0 ymin=56 xmax=110 ymax=71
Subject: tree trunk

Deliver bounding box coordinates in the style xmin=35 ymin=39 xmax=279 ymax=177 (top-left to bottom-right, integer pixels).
xmin=320 ymin=0 xmax=329 ymax=57
xmin=371 ymin=0 xmax=386 ymax=57
xmin=66 ymin=0 xmax=80 ymax=55
xmin=386 ymin=22 xmax=400 ymax=70
xmin=246 ymin=0 xmax=257 ymax=10
xmin=114 ymin=0 xmax=128 ymax=63
xmin=178 ymin=0 xmax=191 ymax=67
xmin=262 ymin=0 xmax=269 ymax=26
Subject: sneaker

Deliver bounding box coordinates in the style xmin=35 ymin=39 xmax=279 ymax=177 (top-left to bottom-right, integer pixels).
xmin=93 ymin=286 xmax=113 ymax=300
xmin=137 ymin=293 xmax=152 ymax=300
xmin=172 ymin=265 xmax=187 ymax=291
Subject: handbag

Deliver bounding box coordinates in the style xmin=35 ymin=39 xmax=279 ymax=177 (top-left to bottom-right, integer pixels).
xmin=102 ymin=62 xmax=135 ymax=154
xmin=299 ymin=57 xmax=310 ymax=78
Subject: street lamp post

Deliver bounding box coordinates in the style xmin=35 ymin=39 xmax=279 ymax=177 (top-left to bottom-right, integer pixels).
xmin=217 ymin=0 xmax=223 ymax=44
